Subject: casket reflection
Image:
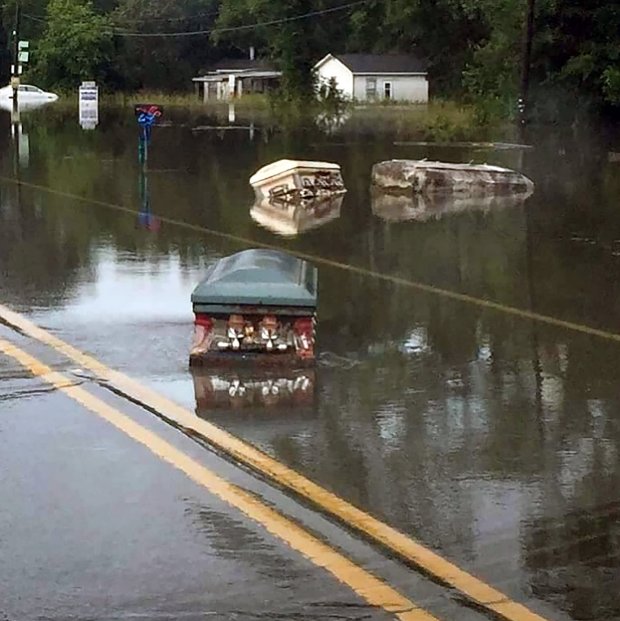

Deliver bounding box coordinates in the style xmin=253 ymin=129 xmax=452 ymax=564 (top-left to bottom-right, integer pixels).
xmin=371 ymin=189 xmax=531 ymax=222
xmin=192 ymin=367 xmax=316 ymax=415
xmin=250 ymin=195 xmax=343 ymax=237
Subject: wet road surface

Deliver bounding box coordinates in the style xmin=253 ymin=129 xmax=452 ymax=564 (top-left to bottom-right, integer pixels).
xmin=1 ymin=104 xmax=620 ymax=620
xmin=0 ymin=323 xmax=503 ymax=621
xmin=2 ymin=370 xmax=366 ymax=621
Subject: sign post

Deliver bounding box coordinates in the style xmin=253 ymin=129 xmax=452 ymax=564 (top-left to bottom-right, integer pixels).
xmin=79 ymin=81 xmax=99 ymax=130
xmin=17 ymin=40 xmax=29 ymax=64
xmin=134 ymin=104 xmax=163 ymax=232
xmin=134 ymin=104 xmax=163 ymax=170
xmin=10 ymin=40 xmax=29 ymax=112
xmin=11 ymin=2 xmax=21 ymax=114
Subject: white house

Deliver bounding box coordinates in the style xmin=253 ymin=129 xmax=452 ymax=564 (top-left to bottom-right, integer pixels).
xmin=193 ymin=56 xmax=282 ymax=102
xmin=314 ymin=54 xmax=429 ymax=103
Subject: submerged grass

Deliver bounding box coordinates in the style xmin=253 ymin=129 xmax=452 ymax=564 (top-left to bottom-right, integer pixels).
xmin=58 ymin=90 xmax=270 ymax=109
xmin=51 ymin=90 xmax=515 ymax=142
xmin=329 ymin=99 xmax=514 ymax=142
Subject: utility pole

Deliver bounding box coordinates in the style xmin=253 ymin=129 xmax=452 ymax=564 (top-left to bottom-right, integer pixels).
xmin=11 ymin=0 xmax=20 ymax=115
xmin=518 ymin=0 xmax=536 ymax=127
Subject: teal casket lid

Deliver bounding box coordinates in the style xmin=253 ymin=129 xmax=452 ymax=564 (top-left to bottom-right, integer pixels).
xmin=191 ymin=249 xmax=317 ymax=309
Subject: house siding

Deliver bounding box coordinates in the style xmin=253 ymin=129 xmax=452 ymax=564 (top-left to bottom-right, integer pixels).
xmin=315 ymin=56 xmax=354 ymax=99
xmin=353 ymin=74 xmax=428 ymax=102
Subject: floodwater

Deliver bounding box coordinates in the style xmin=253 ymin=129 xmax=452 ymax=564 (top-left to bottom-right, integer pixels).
xmin=2 ymin=103 xmax=620 ymax=621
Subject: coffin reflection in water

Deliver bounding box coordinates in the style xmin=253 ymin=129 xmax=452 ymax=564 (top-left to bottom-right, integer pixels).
xmin=250 ymin=195 xmax=343 ymax=237
xmin=371 ymin=189 xmax=531 ymax=223
xmin=192 ymin=367 xmax=316 ymax=416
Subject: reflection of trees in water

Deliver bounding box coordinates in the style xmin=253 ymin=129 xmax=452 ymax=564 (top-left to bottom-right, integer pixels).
xmin=523 ymin=128 xmax=620 ymax=331
xmin=247 ymin=203 xmax=538 ymax=553
xmin=0 ymin=113 xmax=11 ymax=173
xmin=0 ymin=113 xmax=222 ymax=305
xmin=239 ymin=199 xmax=620 ymax=609
xmin=0 ymin=184 xmax=95 ymax=307
xmin=523 ymin=469 xmax=620 ymax=620
xmin=0 ymin=110 xmax=397 ymax=307
xmin=256 ymin=296 xmax=620 ymax=609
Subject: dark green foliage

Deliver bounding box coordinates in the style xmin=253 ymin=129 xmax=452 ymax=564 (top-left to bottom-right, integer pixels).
xmin=29 ymin=0 xmax=113 ymax=89
xmin=534 ymin=0 xmax=620 ymax=108
xmin=350 ymin=0 xmax=489 ymax=95
xmin=0 ymin=0 xmax=617 ymax=117
xmin=317 ymin=77 xmax=346 ymax=112
xmin=111 ymin=0 xmax=219 ymax=90
xmin=0 ymin=4 xmax=9 ymax=85
xmin=214 ymin=0 xmax=349 ymax=102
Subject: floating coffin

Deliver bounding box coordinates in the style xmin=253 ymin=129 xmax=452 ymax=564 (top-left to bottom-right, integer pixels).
xmin=372 ymin=160 xmax=534 ymax=196
xmin=250 ymin=159 xmax=346 ymax=203
xmin=190 ymin=249 xmax=317 ymax=366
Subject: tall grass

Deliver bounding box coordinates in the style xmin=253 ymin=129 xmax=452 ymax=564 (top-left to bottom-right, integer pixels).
xmin=50 ymin=89 xmax=513 ymax=141
xmin=57 ymin=90 xmax=271 ymax=109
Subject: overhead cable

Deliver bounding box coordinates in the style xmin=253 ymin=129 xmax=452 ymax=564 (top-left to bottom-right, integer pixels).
xmin=108 ymin=0 xmax=374 ymax=38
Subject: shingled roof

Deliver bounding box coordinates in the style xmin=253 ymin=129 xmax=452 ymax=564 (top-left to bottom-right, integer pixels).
xmin=332 ymin=54 xmax=427 ymax=74
xmin=207 ymin=58 xmax=277 ymax=72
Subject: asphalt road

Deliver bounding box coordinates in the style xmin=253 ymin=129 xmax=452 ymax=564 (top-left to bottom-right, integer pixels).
xmin=0 ymin=345 xmax=394 ymax=621
xmin=0 ymin=321 xmax=501 ymax=621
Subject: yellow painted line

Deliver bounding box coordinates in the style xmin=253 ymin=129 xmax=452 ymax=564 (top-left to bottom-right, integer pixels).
xmin=3 ymin=176 xmax=620 ymax=345
xmin=0 ymin=305 xmax=550 ymax=621
xmin=0 ymin=337 xmax=436 ymax=621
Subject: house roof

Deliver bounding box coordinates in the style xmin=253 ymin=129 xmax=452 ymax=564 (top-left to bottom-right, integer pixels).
xmin=192 ymin=71 xmax=281 ymax=82
xmin=327 ymin=54 xmax=427 ymax=74
xmin=206 ymin=58 xmax=277 ymax=73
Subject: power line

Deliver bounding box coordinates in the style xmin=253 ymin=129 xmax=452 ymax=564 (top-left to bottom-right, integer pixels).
xmin=22 ymin=0 xmax=374 ymax=38
xmin=22 ymin=9 xmax=221 ymax=24
xmin=109 ymin=0 xmax=373 ymax=38
xmin=22 ymin=12 xmax=45 ymax=24
xmin=112 ymin=9 xmax=221 ymax=23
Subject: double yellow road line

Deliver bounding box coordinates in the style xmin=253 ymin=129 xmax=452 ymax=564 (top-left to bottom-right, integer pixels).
xmin=0 ymin=303 xmax=549 ymax=621
xmin=0 ymin=336 xmax=430 ymax=620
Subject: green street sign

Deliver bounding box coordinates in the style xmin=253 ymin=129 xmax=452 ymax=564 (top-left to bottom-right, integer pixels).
xmin=18 ymin=51 xmax=29 ymax=63
xmin=18 ymin=40 xmax=29 ymax=50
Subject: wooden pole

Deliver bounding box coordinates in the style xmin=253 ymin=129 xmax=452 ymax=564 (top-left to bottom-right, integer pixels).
xmin=518 ymin=0 xmax=536 ymax=126
xmin=11 ymin=0 xmax=20 ymax=115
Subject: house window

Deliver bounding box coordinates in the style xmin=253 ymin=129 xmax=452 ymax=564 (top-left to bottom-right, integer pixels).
xmin=384 ymin=81 xmax=392 ymax=100
xmin=366 ymin=78 xmax=377 ymax=100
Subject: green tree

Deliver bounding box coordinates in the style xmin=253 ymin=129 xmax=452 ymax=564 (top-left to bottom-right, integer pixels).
xmin=349 ymin=0 xmax=488 ymax=96
xmin=461 ymin=0 xmax=525 ymax=116
xmin=462 ymin=0 xmax=620 ymax=116
xmin=534 ymin=0 xmax=620 ymax=109
xmin=31 ymin=0 xmax=113 ymax=90
xmin=0 ymin=0 xmax=616 ymax=118
xmin=603 ymin=67 xmax=620 ymax=106
xmin=111 ymin=0 xmax=218 ymax=91
xmin=0 ymin=3 xmax=9 ymax=86
xmin=214 ymin=0 xmax=350 ymax=101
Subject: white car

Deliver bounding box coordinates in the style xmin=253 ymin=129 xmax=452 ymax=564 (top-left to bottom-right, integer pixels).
xmin=0 ymin=84 xmax=58 ymax=110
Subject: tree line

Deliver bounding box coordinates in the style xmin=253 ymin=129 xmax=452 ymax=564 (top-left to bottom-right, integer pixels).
xmin=0 ymin=0 xmax=618 ymax=117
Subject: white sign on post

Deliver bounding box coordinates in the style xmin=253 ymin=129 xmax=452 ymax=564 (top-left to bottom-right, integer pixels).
xmin=79 ymin=81 xmax=99 ymax=130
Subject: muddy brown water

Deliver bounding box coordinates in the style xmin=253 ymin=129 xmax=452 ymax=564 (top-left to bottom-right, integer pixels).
xmin=1 ymin=104 xmax=620 ymax=621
